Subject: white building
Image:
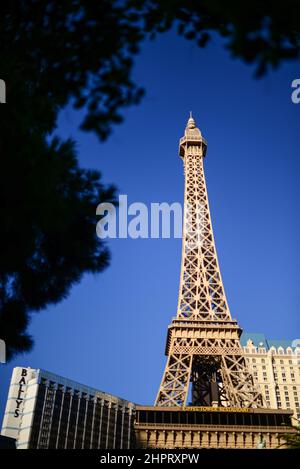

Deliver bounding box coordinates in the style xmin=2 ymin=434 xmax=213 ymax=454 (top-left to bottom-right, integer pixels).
xmin=1 ymin=367 xmax=135 ymax=449
xmin=241 ymin=333 xmax=300 ymax=423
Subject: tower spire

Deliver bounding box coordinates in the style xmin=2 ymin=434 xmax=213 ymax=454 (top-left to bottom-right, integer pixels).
xmin=186 ymin=111 xmax=196 ymax=129
xmin=155 ymin=114 xmax=264 ymax=408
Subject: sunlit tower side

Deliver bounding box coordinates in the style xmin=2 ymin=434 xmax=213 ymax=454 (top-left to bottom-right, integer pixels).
xmin=155 ymin=114 xmax=264 ymax=408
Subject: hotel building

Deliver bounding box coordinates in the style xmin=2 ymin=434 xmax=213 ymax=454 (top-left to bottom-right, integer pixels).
xmin=241 ymin=333 xmax=300 ymax=423
xmin=1 ymin=367 xmax=135 ymax=449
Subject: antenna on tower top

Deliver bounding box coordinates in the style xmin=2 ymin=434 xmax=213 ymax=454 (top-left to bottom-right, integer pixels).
xmin=187 ymin=111 xmax=196 ymax=129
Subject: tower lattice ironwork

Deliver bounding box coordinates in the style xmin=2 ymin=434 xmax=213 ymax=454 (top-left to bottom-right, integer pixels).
xmin=155 ymin=114 xmax=264 ymax=408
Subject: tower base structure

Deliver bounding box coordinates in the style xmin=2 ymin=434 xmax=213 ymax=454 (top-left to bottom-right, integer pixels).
xmin=134 ymin=406 xmax=296 ymax=449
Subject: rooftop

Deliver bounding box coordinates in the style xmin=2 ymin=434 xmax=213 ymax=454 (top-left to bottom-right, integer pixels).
xmin=241 ymin=332 xmax=298 ymax=350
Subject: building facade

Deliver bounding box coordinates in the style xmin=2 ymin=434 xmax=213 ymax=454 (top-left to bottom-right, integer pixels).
xmin=1 ymin=367 xmax=135 ymax=449
xmin=241 ymin=333 xmax=300 ymax=424
xmin=134 ymin=406 xmax=294 ymax=449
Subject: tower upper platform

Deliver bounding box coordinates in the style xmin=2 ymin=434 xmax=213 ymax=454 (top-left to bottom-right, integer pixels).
xmin=179 ymin=112 xmax=207 ymax=158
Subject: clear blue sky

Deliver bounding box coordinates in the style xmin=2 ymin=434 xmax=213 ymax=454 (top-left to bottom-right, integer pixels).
xmin=1 ymin=31 xmax=300 ymax=416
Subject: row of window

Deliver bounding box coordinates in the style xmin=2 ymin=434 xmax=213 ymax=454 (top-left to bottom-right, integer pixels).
xmin=247 ymin=357 xmax=297 ymax=365
xmin=245 ymin=348 xmax=296 ymax=355
xmin=252 ymin=370 xmax=298 ymax=383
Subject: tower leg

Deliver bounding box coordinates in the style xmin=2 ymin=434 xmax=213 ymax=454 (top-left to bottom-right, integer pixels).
xmin=155 ymin=354 xmax=192 ymax=407
xmin=220 ymin=355 xmax=264 ymax=407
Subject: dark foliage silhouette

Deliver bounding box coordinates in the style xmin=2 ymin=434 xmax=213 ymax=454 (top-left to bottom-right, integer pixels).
xmin=1 ymin=0 xmax=300 ymax=359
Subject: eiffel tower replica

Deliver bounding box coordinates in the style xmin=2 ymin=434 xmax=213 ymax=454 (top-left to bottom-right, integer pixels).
xmin=155 ymin=113 xmax=263 ymax=409
xmin=134 ymin=114 xmax=295 ymax=449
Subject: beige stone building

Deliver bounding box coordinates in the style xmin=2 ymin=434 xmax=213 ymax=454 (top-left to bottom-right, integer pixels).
xmin=241 ymin=333 xmax=300 ymax=424
xmin=134 ymin=406 xmax=295 ymax=449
